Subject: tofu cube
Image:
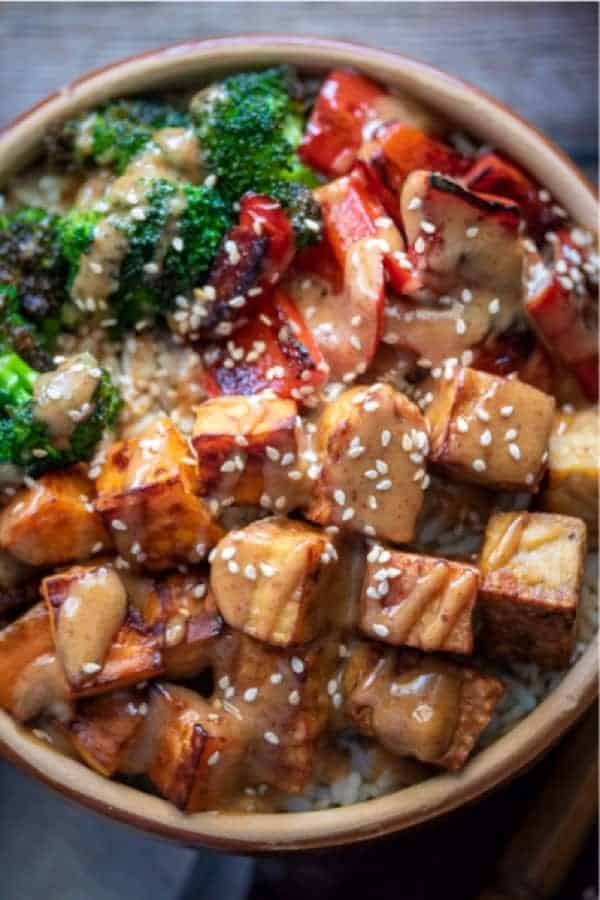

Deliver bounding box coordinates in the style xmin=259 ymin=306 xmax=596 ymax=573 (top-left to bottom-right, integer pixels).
xmin=0 ymin=469 xmax=109 ymax=567
xmin=153 ymin=571 xmax=224 ymax=680
xmin=343 ymin=642 xmax=504 ymax=770
xmin=43 ymin=562 xmax=163 ymax=696
xmin=95 ymin=416 xmax=223 ymax=570
xmin=360 ymin=547 xmax=479 ymax=654
xmin=69 ymin=688 xmax=148 ymax=777
xmin=306 ymin=383 xmax=428 ymax=543
xmin=0 ymin=602 xmax=68 ymax=721
xmin=210 ymin=517 xmax=335 ymax=647
xmin=133 ymin=683 xmax=247 ymax=812
xmin=213 ymin=632 xmax=335 ymax=794
xmin=425 ymin=366 xmax=555 ymax=490
xmin=192 ymin=395 xmax=308 ymax=511
xmin=542 ymin=407 xmax=598 ymax=543
xmin=479 ymin=511 xmax=587 ymax=668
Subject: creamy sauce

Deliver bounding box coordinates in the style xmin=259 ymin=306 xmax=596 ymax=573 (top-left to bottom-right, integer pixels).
xmin=33 ymin=352 xmax=101 ymax=445
xmin=56 ymin=566 xmax=127 ymax=686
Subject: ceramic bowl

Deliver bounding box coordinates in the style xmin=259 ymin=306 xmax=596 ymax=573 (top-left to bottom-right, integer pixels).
xmin=0 ymin=35 xmax=597 ymax=851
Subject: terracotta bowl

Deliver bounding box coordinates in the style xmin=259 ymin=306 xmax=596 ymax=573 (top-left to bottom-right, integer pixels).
xmin=0 ymin=36 xmax=597 ymax=852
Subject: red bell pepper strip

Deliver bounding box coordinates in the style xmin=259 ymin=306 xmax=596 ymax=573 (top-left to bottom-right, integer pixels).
xmin=464 ymin=153 xmax=564 ymax=241
xmin=299 ymin=70 xmax=385 ymax=176
xmin=202 ymin=290 xmax=328 ymax=402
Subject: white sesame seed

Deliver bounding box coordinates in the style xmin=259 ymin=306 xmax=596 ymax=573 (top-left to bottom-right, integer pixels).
xmin=221 ymin=546 xmax=236 ymax=560
xmin=472 ymin=458 xmax=487 ymax=472
xmin=500 ymin=405 xmax=514 ymax=417
xmin=488 ymin=298 xmax=500 ymax=315
xmin=414 ymin=236 xmax=426 ymax=254
xmin=207 ymin=751 xmax=220 ymax=766
xmin=288 ymin=690 xmax=300 ymax=706
xmin=244 ymin=564 xmax=257 ymax=581
xmin=480 ymin=429 xmax=492 ymax=447
xmin=270 ymin=672 xmax=283 ymax=684
xmin=372 ymin=623 xmax=390 ymax=638
xmin=243 ymin=687 xmax=258 ymax=702
xmin=334 ymin=489 xmax=346 ymax=506
xmin=381 ymin=429 xmax=392 ymax=448
xmin=376 ymin=479 xmax=392 ymax=491
xmin=291 ymin=656 xmax=304 ymax=674
xmin=456 ymin=416 xmax=469 ymax=433
xmin=259 ymin=562 xmax=276 ymax=577
xmin=505 ymin=428 xmax=518 ymax=441
xmin=342 ymin=507 xmax=355 ymax=521
xmin=82 ymin=662 xmax=102 ymax=675
xmin=466 ymin=226 xmax=479 ymax=238
xmin=456 ymin=318 xmax=466 ymax=335
xmin=508 ymin=443 xmax=521 ymax=460
xmin=263 ymin=731 xmax=280 ymax=746
xmin=111 ymin=519 xmax=127 ymax=531
xmin=227 ymin=561 xmax=239 ymax=574
xmin=408 ymin=196 xmax=422 ymax=211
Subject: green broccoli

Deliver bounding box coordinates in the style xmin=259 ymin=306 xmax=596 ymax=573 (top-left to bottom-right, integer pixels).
xmin=0 ymin=206 xmax=100 ymax=361
xmin=47 ymin=97 xmax=190 ymax=174
xmin=101 ymin=178 xmax=233 ymax=331
xmin=0 ymin=349 xmax=121 ymax=477
xmin=191 ymin=67 xmax=322 ymax=244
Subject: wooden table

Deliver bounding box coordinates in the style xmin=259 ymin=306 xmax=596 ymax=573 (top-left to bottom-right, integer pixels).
xmin=0 ymin=1 xmax=598 ymax=178
xmin=0 ymin=4 xmax=597 ymax=899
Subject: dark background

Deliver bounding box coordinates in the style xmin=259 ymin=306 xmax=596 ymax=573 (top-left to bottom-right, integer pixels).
xmin=0 ymin=4 xmax=597 ymax=899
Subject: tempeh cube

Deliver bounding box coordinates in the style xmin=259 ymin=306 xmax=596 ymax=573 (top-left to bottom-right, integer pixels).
xmin=425 ymin=366 xmax=555 ymax=491
xmin=360 ymin=547 xmax=479 ymax=653
xmin=306 ymin=383 xmax=428 ymax=543
xmin=69 ymin=688 xmax=148 ymax=777
xmin=43 ymin=562 xmax=163 ymax=696
xmin=210 ymin=517 xmax=336 ymax=647
xmin=95 ymin=416 xmax=223 ymax=570
xmin=479 ymin=511 xmax=587 ymax=668
xmin=0 ymin=469 xmax=109 ymax=566
xmin=192 ymin=395 xmax=309 ymax=511
xmin=0 ymin=602 xmax=71 ymax=721
xmin=542 ymin=407 xmax=598 ymax=543
xmin=343 ymin=642 xmax=503 ymax=770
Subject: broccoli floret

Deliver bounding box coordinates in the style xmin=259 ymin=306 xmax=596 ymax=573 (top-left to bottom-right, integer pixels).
xmin=48 ymin=97 xmax=190 ymax=174
xmin=0 ymin=350 xmax=121 ymax=477
xmin=55 ymin=209 xmax=101 ymax=288
xmin=272 ymin=181 xmax=323 ymax=249
xmin=191 ymin=67 xmax=321 ymax=243
xmin=108 ymin=178 xmax=232 ymax=331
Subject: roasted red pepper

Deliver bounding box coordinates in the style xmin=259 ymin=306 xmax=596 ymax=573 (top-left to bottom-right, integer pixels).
xmin=525 ymin=229 xmax=598 ymax=400
xmin=464 ymin=153 xmax=563 ymax=241
xmin=299 ymin=70 xmax=384 ymax=176
xmin=203 ymin=290 xmax=328 ymax=401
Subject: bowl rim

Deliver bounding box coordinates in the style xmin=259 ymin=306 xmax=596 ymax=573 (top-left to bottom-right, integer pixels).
xmin=0 ymin=34 xmax=597 ymax=852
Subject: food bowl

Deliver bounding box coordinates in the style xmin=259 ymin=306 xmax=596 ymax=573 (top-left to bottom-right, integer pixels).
xmin=0 ymin=35 xmax=597 ymax=851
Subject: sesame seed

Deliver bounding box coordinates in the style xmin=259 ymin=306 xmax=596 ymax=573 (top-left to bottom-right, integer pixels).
xmin=505 ymin=428 xmax=518 ymax=441
xmin=508 ymin=443 xmax=521 ymax=460
xmin=342 ymin=507 xmax=355 ymax=521
xmin=372 ymin=623 xmax=390 ymax=638
xmin=476 ymin=408 xmax=490 ymax=422
xmin=291 ymin=656 xmax=304 ymax=674
xmin=376 ymin=479 xmax=392 ymax=491
xmin=227 ymin=561 xmax=239 ymax=574
xmin=259 ymin=562 xmax=276 ymax=577
xmin=408 ymin=196 xmax=422 ymax=210
xmin=81 ymin=662 xmax=102 ymax=675
xmin=171 ymin=236 xmax=184 ymax=252
xmin=244 ymin=564 xmax=257 ymax=581
xmin=472 ymin=458 xmax=487 ymax=472
xmin=456 ymin=416 xmax=469 ymax=433
xmin=243 ymin=687 xmax=258 ymax=702
xmin=288 ymin=690 xmax=300 ymax=706
xmin=414 ymin=236 xmax=426 ymax=254
xmin=334 ymin=489 xmax=346 ymax=506
xmin=364 ymin=400 xmax=380 ymax=413
xmin=270 ymin=672 xmax=283 ymax=684
xmin=480 ymin=429 xmax=492 ymax=447
xmin=221 ymin=546 xmax=236 ymax=560
xmin=500 ymin=405 xmax=514 ymax=417
xmin=488 ymin=298 xmax=500 ymax=315
xmin=466 ymin=226 xmax=479 ymax=238
xmin=456 ymin=318 xmax=466 ymax=335
xmin=421 ymin=220 xmax=436 ymax=234
xmin=381 ymin=429 xmax=392 ymax=448
xmin=207 ymin=751 xmax=220 ymax=766
xmin=263 ymin=731 xmax=280 ymax=746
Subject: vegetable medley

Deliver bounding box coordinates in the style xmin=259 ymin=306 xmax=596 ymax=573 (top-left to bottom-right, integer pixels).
xmin=0 ymin=66 xmax=597 ymax=813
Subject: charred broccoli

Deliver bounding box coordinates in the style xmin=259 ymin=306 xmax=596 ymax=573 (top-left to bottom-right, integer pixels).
xmin=0 ymin=350 xmax=121 ymax=477
xmin=47 ymin=97 xmax=190 ymax=174
xmin=191 ymin=67 xmax=321 ymax=244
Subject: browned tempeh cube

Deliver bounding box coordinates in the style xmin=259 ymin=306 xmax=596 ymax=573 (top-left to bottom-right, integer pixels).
xmin=0 ymin=469 xmax=109 ymax=566
xmin=479 ymin=511 xmax=587 ymax=668
xmin=95 ymin=416 xmax=223 ymax=570
xmin=542 ymin=407 xmax=598 ymax=544
xmin=306 ymin=383 xmax=428 ymax=543
xmin=343 ymin=642 xmax=503 ymax=770
xmin=212 ymin=632 xmax=336 ymax=794
xmin=192 ymin=395 xmax=309 ymax=511
xmin=360 ymin=547 xmax=479 ymax=653
xmin=425 ymin=366 xmax=555 ymax=491
xmin=210 ymin=517 xmax=336 ymax=647
xmin=0 ymin=602 xmax=71 ymax=721
xmin=69 ymin=687 xmax=148 ymax=777
xmin=43 ymin=562 xmax=163 ymax=696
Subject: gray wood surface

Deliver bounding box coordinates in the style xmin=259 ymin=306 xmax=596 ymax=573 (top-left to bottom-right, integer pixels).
xmin=0 ymin=2 xmax=598 ymax=177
